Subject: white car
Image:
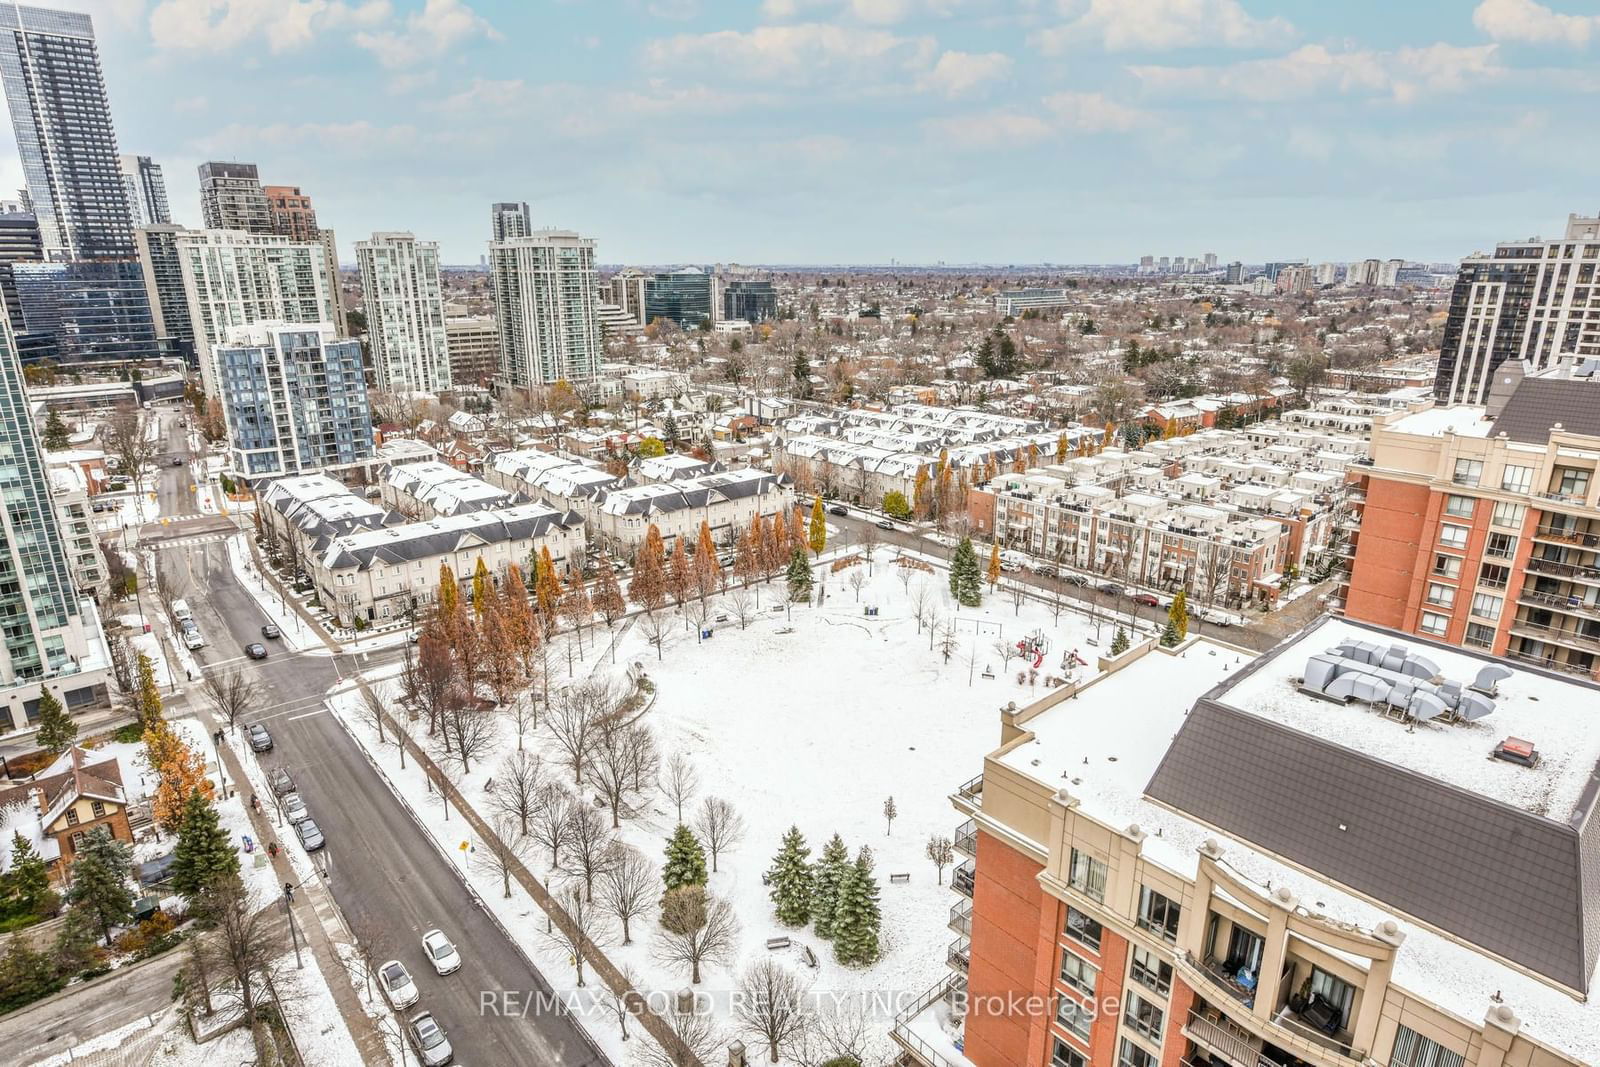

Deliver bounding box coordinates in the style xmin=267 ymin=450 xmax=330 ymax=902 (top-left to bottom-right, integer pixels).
xmin=421 ymin=928 xmax=461 ymax=976
xmin=281 ymin=792 xmax=309 ymax=824
xmin=182 ymin=628 xmax=205 ymax=650
xmin=377 ymin=959 xmax=419 ymax=1010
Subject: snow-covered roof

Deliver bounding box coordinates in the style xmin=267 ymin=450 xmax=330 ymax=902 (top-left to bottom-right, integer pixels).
xmin=1389 ymin=404 xmax=1494 ymax=438
xmin=322 ymin=502 xmax=581 ymax=570
xmin=598 ymin=467 xmax=789 ymax=517
xmin=380 ymin=460 xmax=513 ymax=515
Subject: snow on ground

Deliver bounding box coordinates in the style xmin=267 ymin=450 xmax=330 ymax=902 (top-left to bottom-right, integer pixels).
xmin=334 ymin=551 xmax=1120 ymax=1064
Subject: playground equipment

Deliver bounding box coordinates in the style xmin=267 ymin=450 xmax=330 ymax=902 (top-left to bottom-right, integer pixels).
xmin=1016 ymin=630 xmax=1051 ymax=669
xmin=1061 ymin=647 xmax=1088 ymax=672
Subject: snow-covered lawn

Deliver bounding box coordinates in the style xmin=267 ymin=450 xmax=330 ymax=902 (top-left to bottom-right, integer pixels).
xmin=334 ymin=551 xmax=1123 ymax=1064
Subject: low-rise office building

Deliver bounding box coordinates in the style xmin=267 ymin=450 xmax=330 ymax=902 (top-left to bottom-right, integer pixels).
xmin=898 ymin=615 xmax=1600 ymax=1067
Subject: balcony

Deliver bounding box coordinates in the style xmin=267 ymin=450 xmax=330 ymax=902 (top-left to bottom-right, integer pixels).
xmin=954 ymin=819 xmax=976 ymax=858
xmin=1525 ymin=557 xmax=1600 ymax=584
xmin=949 ymin=899 xmax=972 ymax=938
xmin=1518 ymin=587 xmax=1600 ymax=622
xmin=956 ymin=774 xmax=984 ymax=801
xmin=1505 ymin=647 xmax=1597 ymax=677
xmin=953 ymin=859 xmax=975 ymax=899
xmin=891 ymin=976 xmax=974 ymax=1067
xmin=1508 ymin=617 xmax=1600 ymax=655
xmin=1535 ymin=490 xmax=1590 ymax=507
xmin=1532 ymin=525 xmax=1600 ymax=549
xmin=1184 ymin=1010 xmax=1269 ymax=1067
xmin=947 ymin=936 xmax=970 ymax=973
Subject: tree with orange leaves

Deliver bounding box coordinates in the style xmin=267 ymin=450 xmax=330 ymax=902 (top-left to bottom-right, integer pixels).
xmin=480 ymin=597 xmax=523 ymax=706
xmin=629 ymin=524 xmax=667 ymax=613
xmin=561 ymin=571 xmax=593 ymax=649
xmin=145 ymin=722 xmax=213 ymax=834
xmin=668 ymin=538 xmax=693 ymax=608
xmin=765 ymin=511 xmax=787 ymax=576
xmin=694 ymin=521 xmax=723 ymax=598
xmin=592 ymin=554 xmax=626 ymax=626
xmin=502 ymin=563 xmax=537 ymax=668
xmin=534 ymin=546 xmax=561 ymax=634
xmin=789 ymin=506 xmax=805 ymax=550
xmin=734 ymin=519 xmax=760 ymax=588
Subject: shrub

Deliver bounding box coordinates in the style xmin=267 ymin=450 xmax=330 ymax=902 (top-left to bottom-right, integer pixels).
xmin=113 ymin=722 xmax=144 ymax=744
xmin=114 ymin=911 xmax=178 ymax=959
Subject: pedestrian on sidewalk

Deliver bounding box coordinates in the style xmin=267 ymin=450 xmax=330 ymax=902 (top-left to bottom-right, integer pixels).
xmin=250 ymin=793 xmax=260 ymax=812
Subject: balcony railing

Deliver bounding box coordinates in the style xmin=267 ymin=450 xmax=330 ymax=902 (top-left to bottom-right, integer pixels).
xmin=949 ymin=899 xmax=972 ymax=938
xmin=1183 ymin=1010 xmax=1266 ymax=1067
xmin=1536 ymin=490 xmax=1591 ymax=506
xmin=891 ymin=975 xmax=968 ymax=1067
xmin=953 ymin=860 xmax=975 ymax=899
xmin=1505 ymin=648 xmax=1597 ymax=676
xmin=956 ymin=774 xmax=984 ymax=801
xmin=954 ymin=819 xmax=976 ymax=857
xmin=1508 ymin=617 xmax=1600 ymax=654
xmin=1518 ymin=587 xmax=1600 ymax=622
xmin=947 ymin=936 xmax=970 ymax=973
xmin=1533 ymin=525 xmax=1600 ymax=549
xmin=1526 ymin=557 xmax=1600 ymax=583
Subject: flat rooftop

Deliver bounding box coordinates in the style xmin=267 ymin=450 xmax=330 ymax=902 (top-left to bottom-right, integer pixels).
xmin=1388 ymin=404 xmax=1494 ymax=438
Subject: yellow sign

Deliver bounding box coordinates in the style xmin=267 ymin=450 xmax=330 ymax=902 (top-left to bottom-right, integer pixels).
xmin=459 ymin=841 xmax=470 ymax=852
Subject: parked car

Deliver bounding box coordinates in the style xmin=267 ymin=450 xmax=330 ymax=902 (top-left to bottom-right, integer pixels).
xmin=378 ymin=960 xmax=419 ymax=1010
xmin=1097 ymin=582 xmax=1122 ymax=596
xmin=182 ymin=628 xmax=205 ymax=650
xmin=1029 ymin=561 xmax=1056 ymax=578
xmin=260 ymin=623 xmax=281 ymax=639
xmin=244 ymin=642 xmax=267 ymax=659
xmin=280 ymin=792 xmax=309 ymax=824
xmin=170 ymin=598 xmax=192 ymax=623
xmin=875 ymin=518 xmax=896 ymax=530
xmin=1131 ymin=592 xmax=1161 ymax=607
xmin=1197 ymin=607 xmax=1235 ymax=627
xmin=247 ymin=723 xmax=273 ymax=753
xmin=407 ymin=1010 xmax=453 ymax=1067
xmin=1062 ymin=574 xmax=1090 ymax=588
xmin=827 ymin=504 xmax=848 ymax=516
xmin=421 ymin=929 xmax=461 ymax=976
xmin=268 ymin=767 xmax=296 ymax=795
xmin=169 ymin=457 xmax=183 ymax=467
xmin=296 ymin=818 xmax=325 ymax=852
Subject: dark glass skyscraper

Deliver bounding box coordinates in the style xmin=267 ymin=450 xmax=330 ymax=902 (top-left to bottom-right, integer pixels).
xmin=722 ymin=279 xmax=777 ymax=323
xmin=644 ymin=268 xmax=714 ymax=327
xmin=0 ymin=210 xmax=43 ymax=329
xmin=12 ymin=261 xmax=156 ymax=363
xmin=0 ymin=5 xmax=135 ymax=260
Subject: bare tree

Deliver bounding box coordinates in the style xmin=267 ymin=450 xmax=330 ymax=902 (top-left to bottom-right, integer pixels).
xmin=489 ymin=750 xmax=543 ymax=837
xmin=105 ymin=403 xmax=156 ymax=491
xmin=548 ymin=681 xmax=614 ymax=785
xmin=203 ymin=667 xmax=262 ymax=730
xmin=563 ymin=801 xmax=616 ymax=902
xmin=660 ymin=753 xmax=699 ymax=824
xmin=432 ymin=700 xmax=497 ymax=775
xmin=992 ymin=637 xmax=1019 ymax=673
xmin=883 ymin=795 xmax=897 ymax=835
xmin=926 ymin=834 xmax=954 ymax=885
xmin=847 ymin=568 xmax=866 ymax=602
xmin=508 ymin=692 xmax=538 ymax=751
xmin=729 ymin=588 xmax=755 ymax=630
xmin=694 ymin=796 xmax=745 ymax=874
xmin=735 ymin=958 xmax=810 ymax=1064
xmin=474 ymin=814 xmax=531 ymax=898
xmin=591 ymin=723 xmax=657 ymax=828
xmin=347 ymin=910 xmax=393 ymax=1003
xmin=529 ymin=784 xmax=574 ymax=869
xmin=152 ymin=558 xmax=185 ymax=617
xmin=937 ymin=619 xmax=959 ymax=664
xmin=545 ymin=881 xmax=607 ymax=988
xmin=859 ymin=526 xmax=880 ymax=574
xmin=636 ymin=1002 xmax=722 ymax=1067
xmin=909 ymin=581 xmax=935 ymax=633
xmin=965 ymin=639 xmax=981 ymax=686
xmin=425 ymin=757 xmax=462 ymax=822
xmin=603 ymin=963 xmax=641 ymax=1044
xmin=596 ymin=845 xmax=655 ymax=945
xmin=192 ymin=876 xmax=284 ymax=1022
xmin=789 ymin=999 xmax=876 ymax=1067
xmin=655 ymin=885 xmax=739 ymax=984
xmin=639 ymin=611 xmax=669 ymax=662
xmin=358 ymin=681 xmax=390 ymax=748
xmin=1008 ymin=576 xmax=1026 ymax=616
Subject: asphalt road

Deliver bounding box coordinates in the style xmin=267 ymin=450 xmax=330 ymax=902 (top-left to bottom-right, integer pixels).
xmin=0 ymin=950 xmax=182 ymax=1064
xmin=167 ymin=537 xmax=607 ymax=1066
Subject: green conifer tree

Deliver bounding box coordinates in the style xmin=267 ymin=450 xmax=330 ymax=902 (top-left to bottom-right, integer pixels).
xmin=949 ymin=536 xmax=982 ymax=607
xmin=662 ymin=824 xmax=708 ymax=892
xmin=831 ymin=846 xmax=882 ymax=966
xmin=786 ymin=548 xmax=813 ymax=602
xmin=4 ymin=832 xmax=55 ymax=920
xmin=171 ymin=790 xmax=240 ymax=902
xmin=1160 ymin=618 xmax=1180 ymax=647
xmin=766 ymin=826 xmax=814 ymax=927
xmin=811 ymin=834 xmax=851 ymax=940
xmin=0 ymin=937 xmax=62 ymax=1013
xmin=1111 ymin=627 xmax=1131 ymax=656
xmin=41 ymin=409 xmax=69 ymax=451
xmin=66 ymin=827 xmax=134 ymax=946
xmin=33 ymin=690 xmax=76 ymax=756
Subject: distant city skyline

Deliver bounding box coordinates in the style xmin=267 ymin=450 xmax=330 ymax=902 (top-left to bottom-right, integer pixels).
xmin=4 ymin=0 xmax=1598 ymax=266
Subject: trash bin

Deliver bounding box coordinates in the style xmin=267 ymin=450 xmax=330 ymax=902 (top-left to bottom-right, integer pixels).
xmin=701 ymin=629 xmax=713 ymax=640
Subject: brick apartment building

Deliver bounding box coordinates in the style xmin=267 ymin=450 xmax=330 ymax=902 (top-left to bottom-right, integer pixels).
xmin=1341 ymin=363 xmax=1600 ymax=680
xmin=893 ymin=615 xmax=1600 ymax=1067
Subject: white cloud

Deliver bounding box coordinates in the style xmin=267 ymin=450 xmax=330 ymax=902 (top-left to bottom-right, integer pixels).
xmin=923 ymin=110 xmax=1054 ymax=149
xmin=1473 ymin=0 xmax=1599 ymax=46
xmin=1129 ymin=43 xmax=1501 ymax=102
xmin=1034 ymin=0 xmax=1294 ymax=54
xmin=149 ymin=0 xmax=391 ymax=53
xmin=760 ymin=0 xmax=972 ymax=24
xmin=1043 ymin=91 xmax=1148 ymax=132
xmin=355 ymin=0 xmax=499 ymax=68
xmin=645 ymin=22 xmax=936 ymax=85
xmin=919 ymin=50 xmax=1011 ymax=96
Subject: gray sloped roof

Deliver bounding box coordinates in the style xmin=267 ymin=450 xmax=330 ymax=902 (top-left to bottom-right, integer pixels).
xmin=1146 ymin=679 xmax=1600 ymax=993
xmin=1489 ymin=376 xmax=1600 ymax=443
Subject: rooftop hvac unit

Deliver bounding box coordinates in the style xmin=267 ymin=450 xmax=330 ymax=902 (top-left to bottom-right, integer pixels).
xmin=1491 ymin=737 xmax=1539 ymax=767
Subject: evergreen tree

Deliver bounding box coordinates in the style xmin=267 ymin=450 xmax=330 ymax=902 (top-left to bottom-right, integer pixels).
xmin=1169 ymin=590 xmax=1189 ymax=641
xmin=4 ymin=832 xmax=55 ymax=920
xmin=1111 ymin=627 xmax=1131 ymax=656
xmin=0 ymin=937 xmax=61 ymax=1013
xmin=171 ymin=790 xmax=240 ymax=902
xmin=662 ymin=824 xmax=708 ymax=892
xmin=785 ymin=548 xmax=813 ymax=602
xmin=66 ymin=827 xmax=134 ymax=946
xmin=975 ymin=335 xmax=996 ymax=378
xmin=766 ymin=826 xmax=814 ymax=927
xmin=831 ymin=847 xmax=882 ymax=966
xmin=996 ymin=333 xmax=1019 ymax=377
xmin=41 ymin=409 xmax=69 ymax=451
xmin=791 ymin=352 xmax=812 ymax=398
xmin=807 ymin=497 xmax=827 ymax=557
xmin=1160 ymin=618 xmax=1180 ymax=647
xmin=949 ymin=536 xmax=982 ymax=607
xmin=34 ymin=690 xmax=76 ymax=756
xmin=811 ymin=834 xmax=850 ymax=940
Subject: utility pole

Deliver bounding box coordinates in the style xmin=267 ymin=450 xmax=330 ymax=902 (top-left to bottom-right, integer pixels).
xmin=283 ymin=882 xmax=303 ymax=969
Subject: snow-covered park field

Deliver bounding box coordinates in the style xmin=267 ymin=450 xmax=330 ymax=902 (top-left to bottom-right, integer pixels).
xmin=334 ymin=549 xmax=1133 ymax=1064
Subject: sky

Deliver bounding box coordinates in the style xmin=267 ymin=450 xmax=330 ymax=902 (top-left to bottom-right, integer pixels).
xmin=4 ymin=0 xmax=1599 ymax=266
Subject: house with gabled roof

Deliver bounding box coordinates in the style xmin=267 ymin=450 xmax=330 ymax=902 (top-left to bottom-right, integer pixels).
xmin=0 ymin=746 xmax=132 ymax=881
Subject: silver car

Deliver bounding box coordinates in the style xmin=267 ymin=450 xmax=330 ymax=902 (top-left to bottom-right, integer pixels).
xmin=377 ymin=959 xmax=418 ymax=1010
xmin=408 ymin=1010 xmax=453 ymax=1066
xmin=281 ymin=792 xmax=309 ymax=824
xmin=295 ymin=817 xmax=324 ymax=852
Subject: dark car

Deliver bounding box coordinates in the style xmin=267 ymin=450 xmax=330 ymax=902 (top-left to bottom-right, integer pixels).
xmin=1098 ymin=582 xmax=1121 ymax=596
xmin=1063 ymin=574 xmax=1090 ymax=587
xmin=247 ymin=723 xmax=273 ymax=753
xmin=260 ymin=623 xmax=281 ymax=639
xmin=169 ymin=457 xmax=183 ymax=467
xmin=827 ymin=504 xmax=848 ymax=516
xmin=244 ymin=642 xmax=267 ymax=659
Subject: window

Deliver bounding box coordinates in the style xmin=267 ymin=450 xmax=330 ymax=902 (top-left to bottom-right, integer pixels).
xmin=1057 ymin=995 xmax=1094 ymax=1042
xmin=1500 ymin=465 xmax=1533 ymax=493
xmin=1485 ymin=532 xmax=1516 ymax=559
xmin=1391 ymin=1025 xmax=1466 ymax=1067
xmin=1307 ymin=967 xmax=1355 ymax=1030
xmin=1439 ymin=524 xmax=1468 ymax=549
xmin=1420 ymin=612 xmax=1449 ymax=636
xmin=1442 ymin=494 xmax=1475 ymax=518
xmin=1060 ymin=950 xmax=1099 ymax=996
xmin=1465 ymin=623 xmax=1497 ymax=649
xmin=1478 ymin=563 xmax=1510 ymax=589
xmin=1065 ymin=907 xmax=1102 ymax=952
xmin=1118 ymin=1037 xmax=1157 ymax=1067
xmin=1137 ymin=887 xmax=1180 ymax=942
xmin=1432 ymin=554 xmax=1461 ymax=579
xmin=1129 ymin=945 xmax=1172 ymax=996
xmin=1124 ymin=992 xmax=1164 ymax=1043
xmin=1471 ymin=593 xmax=1503 ymax=621
xmin=1554 ymin=467 xmax=1592 ymax=498
xmin=90 ymin=800 xmax=105 ymax=817
xmin=1424 ymin=583 xmax=1455 ymax=608
xmin=1068 ymin=849 xmax=1108 ymax=903
xmin=1451 ymin=459 xmax=1482 ymax=486
xmin=1492 ymin=502 xmax=1527 ymax=532
xmin=65 ymin=808 xmax=79 ymax=826
xmin=1052 ymin=1039 xmax=1087 ymax=1067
